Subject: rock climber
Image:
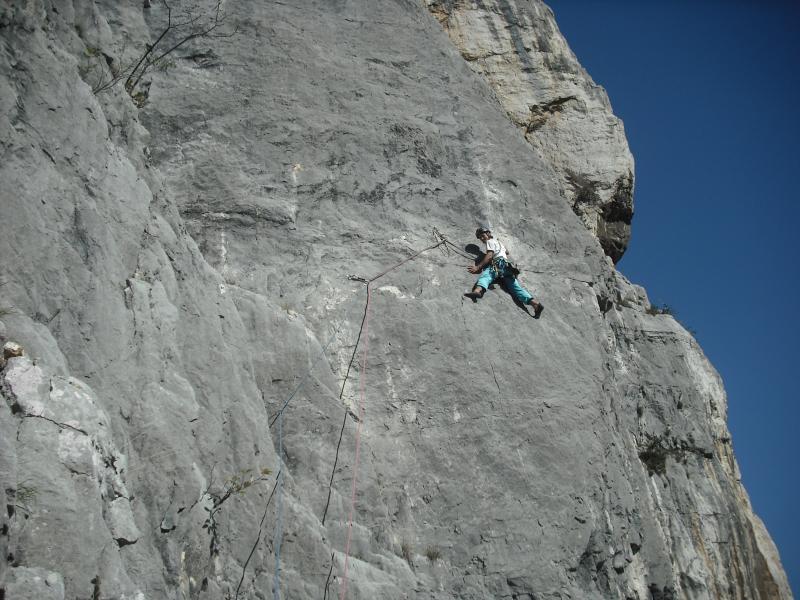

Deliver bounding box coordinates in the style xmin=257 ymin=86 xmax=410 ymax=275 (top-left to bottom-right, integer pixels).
xmin=465 ymin=227 xmax=544 ymax=318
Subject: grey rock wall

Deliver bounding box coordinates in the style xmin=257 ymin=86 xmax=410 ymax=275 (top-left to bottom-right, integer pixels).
xmin=0 ymin=1 xmax=790 ymax=599
xmin=425 ymin=0 xmax=635 ymax=262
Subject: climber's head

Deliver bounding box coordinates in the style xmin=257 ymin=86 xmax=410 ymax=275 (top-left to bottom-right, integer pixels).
xmin=475 ymin=227 xmax=491 ymax=241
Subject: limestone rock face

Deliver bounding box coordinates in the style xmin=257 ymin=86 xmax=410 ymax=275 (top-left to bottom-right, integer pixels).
xmin=3 ymin=566 xmax=65 ymax=600
xmin=0 ymin=1 xmax=790 ymax=599
xmin=426 ymin=0 xmax=635 ymax=262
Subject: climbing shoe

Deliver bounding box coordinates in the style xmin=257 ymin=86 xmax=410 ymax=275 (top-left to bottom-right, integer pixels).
xmin=533 ymin=302 xmax=544 ymax=319
xmin=464 ymin=291 xmax=483 ymax=302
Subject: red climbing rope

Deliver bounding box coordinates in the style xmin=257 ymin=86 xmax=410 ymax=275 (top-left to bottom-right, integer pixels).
xmin=339 ymin=283 xmax=372 ymax=600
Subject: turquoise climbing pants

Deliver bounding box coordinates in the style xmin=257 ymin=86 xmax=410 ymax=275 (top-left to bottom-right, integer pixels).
xmin=475 ymin=260 xmax=533 ymax=304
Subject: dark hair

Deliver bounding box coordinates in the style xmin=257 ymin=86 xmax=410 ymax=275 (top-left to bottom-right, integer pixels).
xmin=475 ymin=228 xmax=490 ymax=239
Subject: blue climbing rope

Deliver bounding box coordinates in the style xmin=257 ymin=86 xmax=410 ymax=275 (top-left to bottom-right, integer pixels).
xmin=269 ymin=329 xmax=341 ymax=428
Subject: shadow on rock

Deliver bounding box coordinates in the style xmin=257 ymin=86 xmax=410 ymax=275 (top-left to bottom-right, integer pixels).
xmin=465 ymin=243 xmax=482 ymax=257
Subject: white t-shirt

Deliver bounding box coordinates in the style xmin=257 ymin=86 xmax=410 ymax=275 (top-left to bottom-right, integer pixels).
xmin=484 ymin=238 xmax=508 ymax=260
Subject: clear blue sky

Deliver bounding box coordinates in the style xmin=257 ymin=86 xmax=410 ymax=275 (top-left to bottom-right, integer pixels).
xmin=547 ymin=0 xmax=799 ymax=593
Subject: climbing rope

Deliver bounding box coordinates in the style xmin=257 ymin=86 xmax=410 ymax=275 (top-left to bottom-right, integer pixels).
xmin=273 ymin=402 xmax=285 ymax=600
xmin=322 ymin=552 xmax=335 ymax=600
xmin=235 ymin=471 xmax=281 ymax=599
xmin=322 ymin=237 xmax=451 ymax=600
xmin=441 ymin=231 xmax=593 ymax=284
xmin=270 ymin=317 xmax=348 ymax=600
xmin=127 ymin=227 xmax=561 ymax=598
xmin=338 ymin=283 xmax=372 ymax=600
xmin=321 ymin=286 xmax=371 ymax=526
xmin=321 ymin=238 xmax=449 ymax=524
xmin=269 ymin=329 xmax=341 ymax=428
xmin=267 ymin=238 xmax=446 ymax=431
xmin=266 ymin=231 xmax=458 ymax=599
xmin=367 ymin=239 xmax=446 ymax=283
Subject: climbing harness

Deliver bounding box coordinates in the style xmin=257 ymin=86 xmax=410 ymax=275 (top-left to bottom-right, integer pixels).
xmin=491 ymin=256 xmax=522 ymax=278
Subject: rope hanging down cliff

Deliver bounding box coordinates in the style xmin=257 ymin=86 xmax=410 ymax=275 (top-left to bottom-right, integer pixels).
xmin=267 ymin=236 xmax=448 ymax=430
xmin=337 ymin=282 xmax=371 ymax=600
xmin=321 ymin=235 xmax=449 ymax=524
xmin=333 ymin=236 xmax=452 ymax=600
xmin=268 ymin=226 xmax=551 ymax=598
xmin=266 ymin=234 xmax=448 ymax=600
xmin=269 ymin=227 xmax=552 ymax=598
